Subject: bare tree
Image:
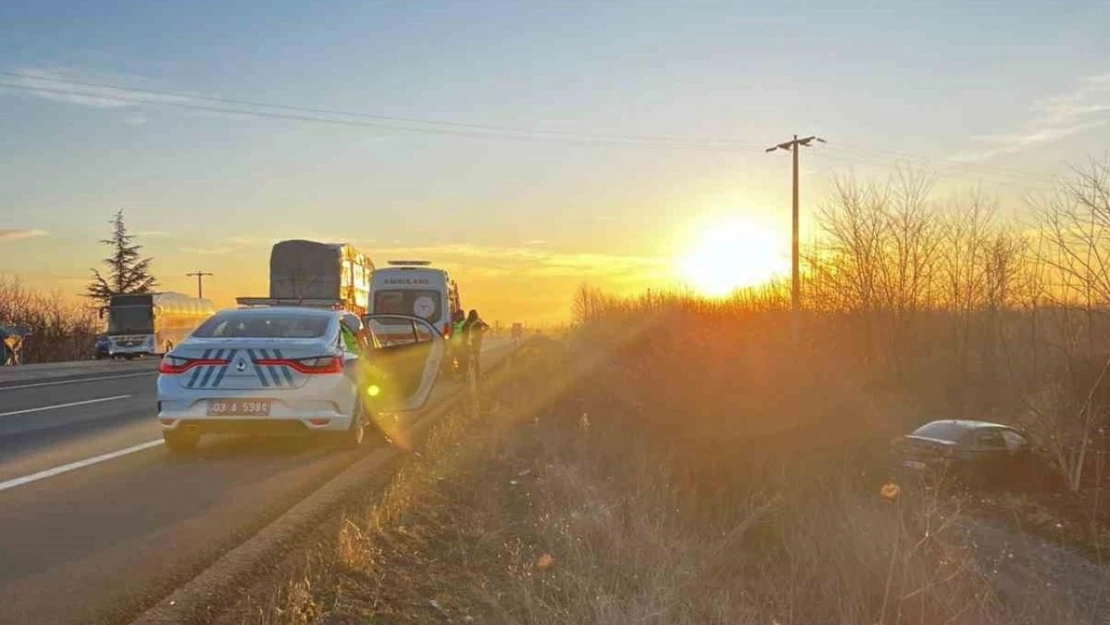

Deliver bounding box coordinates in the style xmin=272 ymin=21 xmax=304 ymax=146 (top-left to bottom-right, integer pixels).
xmin=814 ymin=169 xmax=945 ymax=372
xmin=1027 ymin=157 xmax=1110 ymax=490
xmin=571 ymin=284 xmax=610 ymax=326
xmin=0 ymin=276 xmax=99 ymax=363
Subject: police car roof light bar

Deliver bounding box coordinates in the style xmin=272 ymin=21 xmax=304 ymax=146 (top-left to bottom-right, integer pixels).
xmin=386 ymin=260 xmax=432 ymax=266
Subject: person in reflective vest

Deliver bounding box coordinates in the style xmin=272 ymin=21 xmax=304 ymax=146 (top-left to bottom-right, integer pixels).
xmin=449 ymin=310 xmax=466 ymax=378
xmin=339 ymin=315 xmax=362 ymax=354
xmin=462 ymin=309 xmax=490 ymax=380
xmin=341 ymin=325 xmax=360 ymax=353
xmin=451 ymin=310 xmax=466 ymax=338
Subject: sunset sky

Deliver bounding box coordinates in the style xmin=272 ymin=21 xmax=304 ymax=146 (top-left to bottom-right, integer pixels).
xmin=1 ymin=1 xmax=1108 ymax=324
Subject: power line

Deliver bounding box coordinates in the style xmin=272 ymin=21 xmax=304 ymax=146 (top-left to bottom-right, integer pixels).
xmin=834 ymin=141 xmax=1058 ymax=179
xmin=0 ymin=72 xmax=1082 ymax=192
xmin=0 ymin=71 xmax=763 ymax=149
xmin=0 ymin=80 xmax=689 ymax=146
xmin=811 ymin=146 xmax=1018 ymax=178
xmin=1 ymin=80 xmax=776 ymax=150
xmin=811 ymin=153 xmax=1057 ymax=194
xmin=807 ymin=150 xmax=1057 ymax=193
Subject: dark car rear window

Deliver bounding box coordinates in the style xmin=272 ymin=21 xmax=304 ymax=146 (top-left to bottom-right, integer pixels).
xmin=910 ymin=421 xmax=969 ymax=444
xmin=192 ymin=311 xmax=331 ymax=338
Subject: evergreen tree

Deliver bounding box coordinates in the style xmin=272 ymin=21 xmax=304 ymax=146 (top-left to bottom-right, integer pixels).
xmin=86 ymin=210 xmax=157 ymax=305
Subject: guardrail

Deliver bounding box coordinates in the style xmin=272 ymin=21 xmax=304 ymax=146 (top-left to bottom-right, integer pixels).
xmin=0 ymin=357 xmax=159 ymax=385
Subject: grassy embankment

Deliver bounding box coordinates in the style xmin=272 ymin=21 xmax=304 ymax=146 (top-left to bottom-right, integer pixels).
xmin=234 ymin=303 xmax=1105 ymax=625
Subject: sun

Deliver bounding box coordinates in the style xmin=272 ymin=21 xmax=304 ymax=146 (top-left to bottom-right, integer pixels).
xmin=677 ymin=219 xmax=788 ymax=296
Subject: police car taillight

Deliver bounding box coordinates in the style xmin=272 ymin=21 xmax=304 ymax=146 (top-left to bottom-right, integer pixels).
xmin=159 ymin=355 xmax=229 ymax=374
xmin=254 ymin=356 xmax=343 ymax=374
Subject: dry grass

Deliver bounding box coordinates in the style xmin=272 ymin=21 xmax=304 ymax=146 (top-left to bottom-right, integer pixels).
xmin=241 ymin=335 xmax=1105 ymax=625
xmin=241 ymin=161 xmax=1110 ymax=625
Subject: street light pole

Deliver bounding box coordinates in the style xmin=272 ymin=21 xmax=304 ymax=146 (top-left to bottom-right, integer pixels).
xmin=186 ymin=271 xmax=214 ymax=299
xmin=766 ymin=134 xmax=825 ymax=344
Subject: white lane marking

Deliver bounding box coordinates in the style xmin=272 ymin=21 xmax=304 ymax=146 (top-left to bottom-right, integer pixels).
xmin=0 ymin=439 xmax=164 ymax=493
xmin=0 ymin=371 xmax=156 ymax=392
xmin=0 ymin=344 xmax=510 ymax=493
xmin=0 ymin=395 xmax=133 ymax=418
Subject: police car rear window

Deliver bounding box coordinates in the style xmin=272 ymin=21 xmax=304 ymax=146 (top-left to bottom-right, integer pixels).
xmin=192 ymin=312 xmax=330 ymax=338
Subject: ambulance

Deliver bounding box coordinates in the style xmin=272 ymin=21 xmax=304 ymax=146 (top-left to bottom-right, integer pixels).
xmin=369 ymin=261 xmax=461 ymax=343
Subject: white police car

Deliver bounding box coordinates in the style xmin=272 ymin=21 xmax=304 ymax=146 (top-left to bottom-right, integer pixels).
xmin=156 ymin=307 xmax=444 ymax=453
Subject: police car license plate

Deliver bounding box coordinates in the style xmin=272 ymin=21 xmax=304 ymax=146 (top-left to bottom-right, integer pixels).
xmin=208 ymin=399 xmax=271 ymax=416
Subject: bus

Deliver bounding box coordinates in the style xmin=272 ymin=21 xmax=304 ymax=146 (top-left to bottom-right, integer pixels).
xmin=100 ymin=292 xmax=215 ymax=358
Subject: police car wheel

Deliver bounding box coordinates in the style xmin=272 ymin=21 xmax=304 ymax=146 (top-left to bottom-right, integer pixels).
xmin=164 ymin=429 xmax=200 ymax=454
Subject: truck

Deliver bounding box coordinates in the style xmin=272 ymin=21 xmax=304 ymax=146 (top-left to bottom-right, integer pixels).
xmin=237 ymin=239 xmax=374 ymax=315
xmin=100 ymin=292 xmax=215 ymax=358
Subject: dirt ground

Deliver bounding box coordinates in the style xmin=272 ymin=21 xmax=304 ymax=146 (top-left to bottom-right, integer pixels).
xmin=959 ymin=517 xmax=1109 ymax=624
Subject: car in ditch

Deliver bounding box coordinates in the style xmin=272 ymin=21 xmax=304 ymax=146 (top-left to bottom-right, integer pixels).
xmin=155 ymin=306 xmax=445 ymax=454
xmin=891 ymin=419 xmax=1058 ymax=490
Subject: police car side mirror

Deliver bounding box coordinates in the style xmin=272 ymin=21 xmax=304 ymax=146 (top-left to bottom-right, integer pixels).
xmin=360 ymin=314 xmax=445 ymax=414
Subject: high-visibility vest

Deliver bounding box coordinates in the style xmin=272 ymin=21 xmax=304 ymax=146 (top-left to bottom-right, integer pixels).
xmin=341 ymin=327 xmax=359 ymax=352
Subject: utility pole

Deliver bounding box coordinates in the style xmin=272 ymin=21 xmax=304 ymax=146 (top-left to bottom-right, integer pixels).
xmin=766 ymin=134 xmax=825 ymax=344
xmin=186 ymin=271 xmax=214 ymax=299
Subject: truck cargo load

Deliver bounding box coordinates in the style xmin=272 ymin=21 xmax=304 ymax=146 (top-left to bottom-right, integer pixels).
xmin=237 ymin=240 xmax=374 ymax=315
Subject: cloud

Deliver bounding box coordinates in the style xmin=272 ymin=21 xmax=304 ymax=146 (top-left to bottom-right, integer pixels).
xmin=174 ymin=239 xmax=669 ymax=291
xmin=226 ymin=235 xmax=271 ymax=247
xmin=377 ymin=243 xmax=668 ymax=283
xmin=0 ymin=228 xmax=47 ymax=241
xmin=181 ymin=234 xmax=323 ymax=256
xmin=246 ymin=234 xmax=353 ymax=247
xmin=181 ymin=235 xmax=266 ymax=255
xmin=0 ymin=66 xmax=203 ymax=115
xmin=953 ymin=71 xmax=1110 ymax=163
xmin=523 ymin=239 xmax=547 ymax=246
xmin=182 ymin=246 xmax=234 ymax=255
xmin=134 ymin=230 xmax=168 ymax=237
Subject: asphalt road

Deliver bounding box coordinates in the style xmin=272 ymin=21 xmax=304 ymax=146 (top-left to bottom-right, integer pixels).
xmin=0 ymin=340 xmax=511 ymax=625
